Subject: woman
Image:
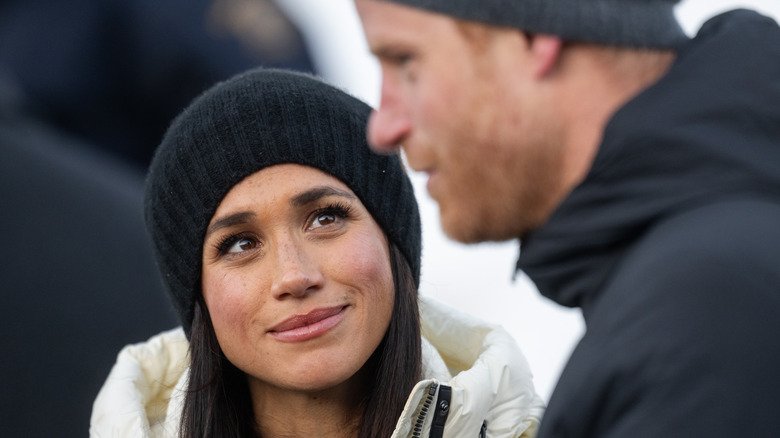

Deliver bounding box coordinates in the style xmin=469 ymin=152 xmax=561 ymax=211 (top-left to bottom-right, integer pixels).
xmin=90 ymin=69 xmax=544 ymax=437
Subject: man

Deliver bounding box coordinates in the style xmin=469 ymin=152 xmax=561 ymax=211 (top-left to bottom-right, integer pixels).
xmin=355 ymin=0 xmax=780 ymax=436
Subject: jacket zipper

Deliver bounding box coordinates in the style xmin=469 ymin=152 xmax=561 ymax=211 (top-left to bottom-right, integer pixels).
xmin=428 ymin=384 xmax=451 ymax=438
xmin=411 ymin=382 xmax=453 ymax=438
xmin=411 ymin=382 xmax=437 ymax=437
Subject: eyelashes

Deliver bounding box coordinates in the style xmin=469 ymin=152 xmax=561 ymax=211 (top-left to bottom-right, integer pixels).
xmin=211 ymin=201 xmax=355 ymax=257
xmin=310 ymin=202 xmax=353 ymax=229
xmin=214 ymin=231 xmax=257 ymax=256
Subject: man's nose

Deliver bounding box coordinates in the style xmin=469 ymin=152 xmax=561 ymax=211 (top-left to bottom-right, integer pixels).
xmin=366 ymin=81 xmax=411 ymax=154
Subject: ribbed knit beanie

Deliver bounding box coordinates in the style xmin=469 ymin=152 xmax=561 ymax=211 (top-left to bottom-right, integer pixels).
xmin=384 ymin=0 xmax=689 ymax=49
xmin=145 ymin=69 xmax=421 ymax=335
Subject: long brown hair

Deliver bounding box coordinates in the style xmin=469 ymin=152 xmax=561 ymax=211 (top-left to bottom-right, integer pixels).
xmin=180 ymin=243 xmax=422 ymax=437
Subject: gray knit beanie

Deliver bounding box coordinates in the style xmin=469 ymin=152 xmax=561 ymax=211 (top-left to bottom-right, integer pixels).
xmin=145 ymin=69 xmax=421 ymax=335
xmin=384 ymin=0 xmax=689 ymax=48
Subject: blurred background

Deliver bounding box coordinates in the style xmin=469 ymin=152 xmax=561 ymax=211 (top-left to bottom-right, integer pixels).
xmin=1 ymin=0 xmax=778 ymax=436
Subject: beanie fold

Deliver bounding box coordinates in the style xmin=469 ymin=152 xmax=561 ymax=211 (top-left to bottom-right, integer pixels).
xmin=388 ymin=0 xmax=689 ymax=48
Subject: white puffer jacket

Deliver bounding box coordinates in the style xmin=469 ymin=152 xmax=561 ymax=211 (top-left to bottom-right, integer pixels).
xmin=90 ymin=296 xmax=544 ymax=437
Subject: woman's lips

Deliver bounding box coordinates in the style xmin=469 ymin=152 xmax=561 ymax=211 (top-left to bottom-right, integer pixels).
xmin=268 ymin=306 xmax=347 ymax=342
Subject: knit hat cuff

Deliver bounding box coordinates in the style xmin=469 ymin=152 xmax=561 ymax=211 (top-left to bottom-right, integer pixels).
xmin=387 ymin=0 xmax=689 ymax=48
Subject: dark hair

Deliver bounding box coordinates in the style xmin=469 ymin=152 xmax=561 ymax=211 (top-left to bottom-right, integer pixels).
xmin=180 ymin=243 xmax=422 ymax=437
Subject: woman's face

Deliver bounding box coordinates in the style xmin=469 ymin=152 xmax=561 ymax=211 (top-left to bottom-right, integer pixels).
xmin=201 ymin=164 xmax=394 ymax=393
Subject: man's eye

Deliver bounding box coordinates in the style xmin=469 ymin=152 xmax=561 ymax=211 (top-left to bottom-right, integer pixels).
xmin=393 ymin=53 xmax=413 ymax=66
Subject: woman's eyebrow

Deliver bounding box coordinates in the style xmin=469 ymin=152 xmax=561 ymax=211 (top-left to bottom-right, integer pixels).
xmin=290 ymin=186 xmax=356 ymax=207
xmin=205 ymin=211 xmax=256 ymax=238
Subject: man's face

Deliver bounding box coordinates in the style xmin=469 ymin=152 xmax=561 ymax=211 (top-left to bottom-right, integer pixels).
xmin=356 ymin=0 xmax=567 ymax=242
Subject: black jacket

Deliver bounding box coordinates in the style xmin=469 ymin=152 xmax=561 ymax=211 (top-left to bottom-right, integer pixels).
xmin=518 ymin=10 xmax=780 ymax=437
xmin=0 ymin=89 xmax=176 ymax=437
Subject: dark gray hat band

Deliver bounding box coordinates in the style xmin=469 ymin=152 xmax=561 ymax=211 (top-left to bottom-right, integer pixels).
xmin=386 ymin=0 xmax=689 ymax=48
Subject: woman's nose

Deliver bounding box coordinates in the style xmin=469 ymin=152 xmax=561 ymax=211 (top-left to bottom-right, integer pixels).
xmin=270 ymin=240 xmax=324 ymax=300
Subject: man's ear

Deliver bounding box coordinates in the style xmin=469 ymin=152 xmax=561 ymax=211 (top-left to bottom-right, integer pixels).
xmin=528 ymin=34 xmax=563 ymax=78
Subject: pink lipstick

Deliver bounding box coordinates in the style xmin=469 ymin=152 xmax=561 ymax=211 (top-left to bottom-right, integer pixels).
xmin=269 ymin=306 xmax=347 ymax=342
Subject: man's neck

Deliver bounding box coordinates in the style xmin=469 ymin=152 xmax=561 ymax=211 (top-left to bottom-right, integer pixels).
xmin=558 ymin=45 xmax=676 ymax=187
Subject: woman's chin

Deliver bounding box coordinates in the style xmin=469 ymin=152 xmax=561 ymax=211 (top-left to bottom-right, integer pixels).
xmin=250 ymin=363 xmax=364 ymax=395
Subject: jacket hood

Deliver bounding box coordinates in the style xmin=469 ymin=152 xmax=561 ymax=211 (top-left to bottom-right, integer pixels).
xmin=397 ymin=297 xmax=544 ymax=437
xmin=516 ymin=9 xmax=780 ymax=314
xmin=90 ymin=327 xmax=188 ymax=437
xmin=90 ymin=297 xmax=543 ymax=437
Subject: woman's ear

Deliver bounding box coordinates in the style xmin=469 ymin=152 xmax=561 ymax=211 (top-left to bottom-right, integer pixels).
xmin=528 ymin=34 xmax=563 ymax=78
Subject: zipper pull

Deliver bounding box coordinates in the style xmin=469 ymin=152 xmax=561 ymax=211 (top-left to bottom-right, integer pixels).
xmin=428 ymin=385 xmax=451 ymax=438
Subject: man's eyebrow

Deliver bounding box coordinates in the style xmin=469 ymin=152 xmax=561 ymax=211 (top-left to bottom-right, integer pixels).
xmin=370 ymin=45 xmax=395 ymax=58
xmin=205 ymin=211 xmax=256 ymax=238
xmin=371 ymin=44 xmax=411 ymax=60
xmin=290 ymin=186 xmax=356 ymax=207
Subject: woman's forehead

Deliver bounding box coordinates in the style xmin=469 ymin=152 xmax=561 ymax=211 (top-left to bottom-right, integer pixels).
xmin=212 ymin=164 xmax=360 ymax=216
xmin=230 ymin=164 xmax=352 ymax=196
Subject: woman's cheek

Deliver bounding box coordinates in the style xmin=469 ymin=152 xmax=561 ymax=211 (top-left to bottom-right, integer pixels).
xmin=336 ymin=232 xmax=393 ymax=296
xmin=202 ymin=269 xmax=255 ymax=334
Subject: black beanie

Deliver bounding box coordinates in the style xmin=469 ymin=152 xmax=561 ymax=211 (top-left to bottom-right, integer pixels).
xmin=384 ymin=0 xmax=689 ymax=49
xmin=145 ymin=69 xmax=421 ymax=335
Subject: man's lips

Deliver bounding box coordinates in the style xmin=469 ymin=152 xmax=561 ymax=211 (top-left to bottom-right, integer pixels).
xmin=406 ymin=162 xmax=435 ymax=191
xmin=268 ymin=306 xmax=347 ymax=342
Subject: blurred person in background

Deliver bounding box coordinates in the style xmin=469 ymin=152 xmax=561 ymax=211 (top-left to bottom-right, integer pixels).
xmin=355 ymin=0 xmax=780 ymax=436
xmin=0 ymin=0 xmax=313 ymax=168
xmin=1 ymin=1 xmax=313 ymax=435
xmin=90 ymin=69 xmax=544 ymax=437
xmin=0 ymin=72 xmax=176 ymax=436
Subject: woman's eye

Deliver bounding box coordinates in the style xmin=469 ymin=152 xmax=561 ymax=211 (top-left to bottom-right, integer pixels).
xmin=308 ymin=204 xmax=351 ymax=231
xmin=311 ymin=212 xmax=337 ymax=229
xmin=226 ymin=237 xmax=256 ymax=254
